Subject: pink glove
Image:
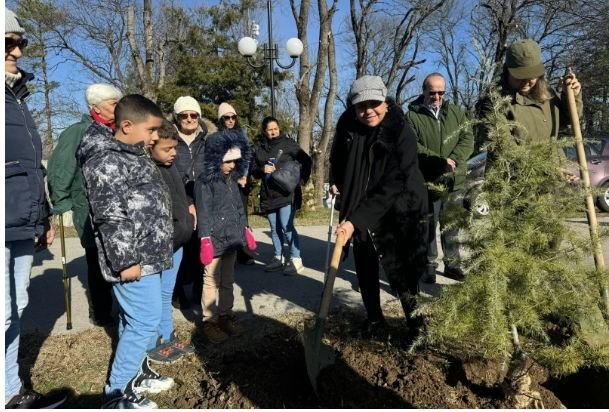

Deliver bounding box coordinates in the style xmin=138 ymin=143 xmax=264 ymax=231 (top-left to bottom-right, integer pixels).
xmin=200 ymin=237 xmax=214 ymax=266
xmin=245 ymin=227 xmax=257 ymax=251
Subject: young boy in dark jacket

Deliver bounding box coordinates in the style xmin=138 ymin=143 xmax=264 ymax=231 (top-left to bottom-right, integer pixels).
xmin=147 ymin=120 xmax=196 ymax=363
xmin=78 ymin=94 xmax=174 ymax=408
xmin=196 ymin=130 xmax=254 ymax=343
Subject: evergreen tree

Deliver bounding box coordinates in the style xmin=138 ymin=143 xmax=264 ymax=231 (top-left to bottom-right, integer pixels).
xmin=419 ymin=89 xmax=609 ymax=406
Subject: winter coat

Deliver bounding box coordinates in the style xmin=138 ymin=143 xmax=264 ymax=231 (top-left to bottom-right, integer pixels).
xmin=174 ymin=124 xmax=208 ymax=199
xmin=195 ymin=130 xmax=250 ymax=257
xmin=157 ymin=162 xmax=195 ymax=252
xmin=47 ymin=114 xmax=96 ymax=248
xmin=5 ymin=70 xmax=52 ymax=242
xmin=406 ymin=97 xmax=474 ymax=191
xmin=330 ymin=102 xmax=429 ymax=289
xmin=252 ymin=134 xmax=312 ymax=213
xmin=475 ymin=78 xmax=583 ymax=151
xmin=77 ymin=122 xmax=173 ymax=282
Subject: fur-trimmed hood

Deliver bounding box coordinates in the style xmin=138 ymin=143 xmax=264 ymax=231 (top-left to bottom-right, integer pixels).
xmin=201 ymin=129 xmax=252 ymax=184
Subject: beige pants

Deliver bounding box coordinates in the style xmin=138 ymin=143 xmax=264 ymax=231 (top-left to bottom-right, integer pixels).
xmin=202 ymin=250 xmax=237 ymax=321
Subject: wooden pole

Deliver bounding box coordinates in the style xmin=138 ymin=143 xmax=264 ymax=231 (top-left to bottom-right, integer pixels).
xmin=565 ymin=74 xmax=609 ymax=316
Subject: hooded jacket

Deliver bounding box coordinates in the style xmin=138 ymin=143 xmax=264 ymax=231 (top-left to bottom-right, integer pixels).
xmin=330 ymin=102 xmax=428 ymax=288
xmin=47 ymin=114 xmax=95 ymax=248
xmin=195 ymin=130 xmax=250 ymax=256
xmin=252 ymin=134 xmax=312 ymax=212
xmin=5 ymin=69 xmax=52 ymax=242
xmin=406 ymin=96 xmax=474 ymax=191
xmin=77 ymin=122 xmax=173 ymax=282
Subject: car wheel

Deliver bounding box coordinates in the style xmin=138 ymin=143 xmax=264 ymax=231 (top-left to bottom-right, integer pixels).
xmin=472 ymin=193 xmax=490 ymax=217
xmin=598 ymin=182 xmax=609 ymax=212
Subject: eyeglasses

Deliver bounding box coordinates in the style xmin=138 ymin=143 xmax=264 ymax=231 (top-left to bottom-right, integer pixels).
xmin=222 ymin=115 xmax=237 ymax=121
xmin=5 ymin=37 xmax=28 ymax=53
xmin=178 ymin=112 xmax=199 ymax=120
xmin=427 ymin=91 xmax=445 ymax=96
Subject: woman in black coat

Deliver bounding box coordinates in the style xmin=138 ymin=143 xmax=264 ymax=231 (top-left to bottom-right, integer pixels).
xmin=330 ymin=76 xmax=428 ymax=339
xmin=252 ymin=116 xmax=312 ymax=275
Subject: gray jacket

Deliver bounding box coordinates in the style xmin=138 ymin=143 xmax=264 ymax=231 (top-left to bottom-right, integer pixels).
xmin=77 ymin=122 xmax=173 ymax=282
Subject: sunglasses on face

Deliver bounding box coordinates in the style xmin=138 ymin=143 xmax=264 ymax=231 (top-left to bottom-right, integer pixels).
xmin=5 ymin=37 xmax=28 ymax=53
xmin=427 ymin=91 xmax=445 ymax=96
xmin=178 ymin=112 xmax=199 ymax=120
xmin=223 ymin=115 xmax=237 ymax=121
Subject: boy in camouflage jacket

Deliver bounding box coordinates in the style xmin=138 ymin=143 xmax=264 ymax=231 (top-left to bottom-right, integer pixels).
xmin=78 ymin=95 xmax=174 ymax=409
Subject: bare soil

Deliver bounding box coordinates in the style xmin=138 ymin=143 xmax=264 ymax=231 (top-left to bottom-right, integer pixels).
xmin=20 ymin=304 xmax=609 ymax=409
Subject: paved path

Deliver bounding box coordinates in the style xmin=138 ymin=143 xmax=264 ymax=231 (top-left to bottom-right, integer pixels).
xmin=24 ymin=217 xmax=609 ymax=336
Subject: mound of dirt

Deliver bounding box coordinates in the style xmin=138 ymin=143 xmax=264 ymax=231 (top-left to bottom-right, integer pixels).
xmin=20 ymin=305 xmax=609 ymax=409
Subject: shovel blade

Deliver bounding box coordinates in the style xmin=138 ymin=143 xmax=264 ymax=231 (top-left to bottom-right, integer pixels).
xmin=303 ymin=317 xmax=336 ymax=394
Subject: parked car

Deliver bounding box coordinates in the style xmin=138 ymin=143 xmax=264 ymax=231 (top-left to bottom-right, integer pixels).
xmin=460 ymin=135 xmax=609 ymax=216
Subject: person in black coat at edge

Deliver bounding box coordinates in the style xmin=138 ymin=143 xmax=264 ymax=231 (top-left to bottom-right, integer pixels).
xmin=171 ymin=96 xmax=209 ymax=309
xmin=330 ymin=75 xmax=429 ymax=341
xmin=251 ymin=117 xmax=312 ymax=276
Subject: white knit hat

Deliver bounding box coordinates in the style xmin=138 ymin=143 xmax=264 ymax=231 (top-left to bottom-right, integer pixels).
xmin=173 ymin=96 xmax=201 ymax=115
xmin=218 ymin=102 xmax=237 ymax=119
xmin=85 ymin=84 xmax=123 ymax=107
xmin=222 ymin=147 xmax=242 ymax=162
xmin=5 ymin=8 xmax=25 ymax=34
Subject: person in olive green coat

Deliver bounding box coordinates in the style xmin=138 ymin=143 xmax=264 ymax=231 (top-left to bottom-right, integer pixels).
xmin=475 ymin=39 xmax=582 ymax=153
xmin=47 ymin=83 xmax=122 ymax=326
xmin=406 ymin=73 xmax=474 ymax=283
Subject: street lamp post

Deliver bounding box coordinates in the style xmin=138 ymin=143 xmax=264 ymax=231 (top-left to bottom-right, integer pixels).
xmin=238 ymin=0 xmax=303 ymax=118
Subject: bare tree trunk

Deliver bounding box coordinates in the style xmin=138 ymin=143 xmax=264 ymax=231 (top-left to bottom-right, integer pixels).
xmin=127 ymin=3 xmax=156 ymax=100
xmin=41 ymin=39 xmax=54 ymax=159
xmin=314 ymin=23 xmax=338 ymax=208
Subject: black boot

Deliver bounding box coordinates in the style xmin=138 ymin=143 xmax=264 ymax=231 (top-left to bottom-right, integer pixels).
xmin=399 ymin=291 xmax=423 ymax=343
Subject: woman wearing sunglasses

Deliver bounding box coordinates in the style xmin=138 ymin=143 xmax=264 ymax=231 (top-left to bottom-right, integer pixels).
xmin=5 ymin=7 xmax=69 ymax=408
xmin=215 ymin=103 xmax=255 ymax=265
xmin=171 ymin=96 xmax=209 ymax=309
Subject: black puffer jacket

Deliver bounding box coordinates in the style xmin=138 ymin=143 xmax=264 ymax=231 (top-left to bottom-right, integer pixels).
xmin=157 ymin=162 xmax=194 ymax=251
xmin=252 ymin=134 xmax=312 ymax=212
xmin=5 ymin=70 xmax=52 ymax=242
xmin=195 ymin=130 xmax=250 ymax=257
xmin=77 ymin=122 xmax=173 ymax=282
xmin=174 ymin=124 xmax=208 ymax=199
xmin=330 ymin=103 xmax=428 ymax=288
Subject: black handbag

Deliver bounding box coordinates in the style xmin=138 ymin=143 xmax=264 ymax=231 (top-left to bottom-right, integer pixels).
xmin=272 ymin=159 xmax=301 ymax=193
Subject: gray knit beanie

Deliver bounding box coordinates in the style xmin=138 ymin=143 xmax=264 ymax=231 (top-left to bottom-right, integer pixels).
xmin=5 ymin=8 xmax=25 ymax=34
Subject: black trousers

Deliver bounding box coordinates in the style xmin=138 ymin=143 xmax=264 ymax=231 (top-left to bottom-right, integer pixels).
xmin=352 ymin=233 xmax=426 ymax=323
xmin=174 ymin=232 xmax=204 ymax=303
xmin=85 ymin=246 xmax=114 ymax=322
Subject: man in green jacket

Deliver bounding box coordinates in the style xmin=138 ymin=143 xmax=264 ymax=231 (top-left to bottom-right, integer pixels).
xmin=47 ymin=83 xmax=122 ymax=326
xmin=406 ymin=73 xmax=474 ymax=283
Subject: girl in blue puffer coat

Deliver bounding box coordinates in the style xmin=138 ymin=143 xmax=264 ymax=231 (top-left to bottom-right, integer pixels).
xmin=195 ymin=129 xmax=254 ymax=343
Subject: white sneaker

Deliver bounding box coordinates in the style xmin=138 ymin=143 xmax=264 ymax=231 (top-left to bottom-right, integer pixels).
xmin=133 ymin=356 xmax=175 ymax=394
xmin=284 ymin=258 xmax=303 ymax=275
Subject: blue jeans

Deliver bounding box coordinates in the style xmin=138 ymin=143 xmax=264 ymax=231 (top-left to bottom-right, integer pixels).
xmin=5 ymin=240 xmax=34 ymax=401
xmin=267 ymin=204 xmax=300 ymax=259
xmin=153 ymin=247 xmax=182 ymax=346
xmin=107 ymin=273 xmax=162 ymax=394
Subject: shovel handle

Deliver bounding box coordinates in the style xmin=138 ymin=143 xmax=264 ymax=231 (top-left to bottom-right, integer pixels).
xmin=318 ymin=231 xmax=345 ymax=320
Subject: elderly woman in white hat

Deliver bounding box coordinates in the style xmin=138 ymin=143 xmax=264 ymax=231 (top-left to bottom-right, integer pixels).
xmin=171 ymin=96 xmax=209 ymax=309
xmin=47 ymin=83 xmax=123 ymax=329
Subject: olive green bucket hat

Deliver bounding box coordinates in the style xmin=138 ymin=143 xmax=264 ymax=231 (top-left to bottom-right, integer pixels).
xmin=505 ymin=39 xmax=545 ymax=80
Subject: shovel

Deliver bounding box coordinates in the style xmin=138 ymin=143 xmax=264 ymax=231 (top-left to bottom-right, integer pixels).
xmin=58 ymin=215 xmax=73 ymax=330
xmin=323 ymin=195 xmax=337 ymax=283
xmin=304 ymin=231 xmax=346 ymax=395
